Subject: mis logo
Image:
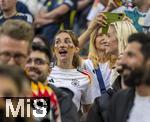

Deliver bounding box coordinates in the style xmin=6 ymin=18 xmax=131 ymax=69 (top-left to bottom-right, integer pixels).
xmin=5 ymin=97 xmax=49 ymax=118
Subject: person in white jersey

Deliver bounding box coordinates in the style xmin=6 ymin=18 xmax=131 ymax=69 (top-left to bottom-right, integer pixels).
xmin=48 ymin=30 xmax=92 ymax=113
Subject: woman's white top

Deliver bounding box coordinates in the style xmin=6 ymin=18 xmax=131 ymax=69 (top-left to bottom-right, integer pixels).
xmin=82 ymin=59 xmax=111 ymax=102
xmin=48 ymin=66 xmax=92 ymax=111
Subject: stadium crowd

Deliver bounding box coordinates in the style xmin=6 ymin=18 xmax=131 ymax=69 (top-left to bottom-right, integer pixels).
xmin=0 ymin=0 xmax=150 ymax=122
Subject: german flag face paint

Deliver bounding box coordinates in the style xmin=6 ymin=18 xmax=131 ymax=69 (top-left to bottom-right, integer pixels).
xmin=54 ymin=32 xmax=76 ymax=62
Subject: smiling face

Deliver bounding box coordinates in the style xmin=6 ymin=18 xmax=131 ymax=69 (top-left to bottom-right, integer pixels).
xmin=95 ymin=33 xmax=107 ymax=52
xmin=121 ymin=42 xmax=145 ymax=87
xmin=54 ymin=32 xmax=79 ymax=66
xmin=25 ymin=51 xmax=50 ymax=83
xmin=105 ymin=25 xmax=118 ymax=56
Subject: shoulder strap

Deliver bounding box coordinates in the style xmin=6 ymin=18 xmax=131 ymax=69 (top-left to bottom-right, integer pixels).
xmin=95 ymin=68 xmax=106 ymax=94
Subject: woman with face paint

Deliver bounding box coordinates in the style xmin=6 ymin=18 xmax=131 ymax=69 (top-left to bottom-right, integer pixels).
xmin=48 ymin=30 xmax=92 ymax=113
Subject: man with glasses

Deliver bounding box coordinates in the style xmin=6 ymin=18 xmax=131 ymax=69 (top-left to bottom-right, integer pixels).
xmin=0 ymin=19 xmax=34 ymax=98
xmin=0 ymin=19 xmax=34 ymax=69
xmin=25 ymin=44 xmax=79 ymax=122
xmin=25 ymin=44 xmax=53 ymax=84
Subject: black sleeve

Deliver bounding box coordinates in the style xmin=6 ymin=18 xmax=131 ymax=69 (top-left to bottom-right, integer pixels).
xmin=106 ymin=91 xmax=121 ymax=122
xmin=85 ymin=98 xmax=104 ymax=122
xmin=49 ymin=84 xmax=79 ymax=122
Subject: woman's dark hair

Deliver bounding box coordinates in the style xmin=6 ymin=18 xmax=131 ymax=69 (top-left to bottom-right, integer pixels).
xmin=33 ymin=34 xmax=50 ymax=49
xmin=32 ymin=43 xmax=52 ymax=62
xmin=128 ymin=33 xmax=150 ymax=60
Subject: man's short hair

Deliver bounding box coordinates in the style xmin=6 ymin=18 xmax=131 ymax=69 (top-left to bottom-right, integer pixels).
xmin=128 ymin=33 xmax=150 ymax=59
xmin=0 ymin=19 xmax=34 ymax=47
xmin=31 ymin=43 xmax=52 ymax=62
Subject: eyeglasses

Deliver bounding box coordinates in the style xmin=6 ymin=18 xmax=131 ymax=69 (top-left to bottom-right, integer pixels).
xmin=26 ymin=58 xmax=55 ymax=68
xmin=26 ymin=58 xmax=49 ymax=65
xmin=0 ymin=52 xmax=27 ymax=64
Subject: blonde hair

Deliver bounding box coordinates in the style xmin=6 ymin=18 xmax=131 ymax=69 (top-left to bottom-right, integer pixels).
xmin=108 ymin=20 xmax=137 ymax=67
xmin=110 ymin=20 xmax=137 ymax=54
xmin=88 ymin=27 xmax=110 ymax=68
xmin=88 ymin=18 xmax=137 ymax=69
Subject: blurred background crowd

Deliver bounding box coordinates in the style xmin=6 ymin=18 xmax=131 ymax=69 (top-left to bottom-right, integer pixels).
xmin=0 ymin=0 xmax=150 ymax=122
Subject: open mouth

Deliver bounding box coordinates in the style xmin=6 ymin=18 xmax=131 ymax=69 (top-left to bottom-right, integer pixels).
xmin=59 ymin=49 xmax=68 ymax=57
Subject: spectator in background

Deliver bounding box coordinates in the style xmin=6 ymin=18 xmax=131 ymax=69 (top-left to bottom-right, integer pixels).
xmin=0 ymin=0 xmax=33 ymax=24
xmin=0 ymin=65 xmax=34 ymax=122
xmin=104 ymin=18 xmax=137 ymax=87
xmin=18 ymin=0 xmax=48 ymax=16
xmin=79 ymin=14 xmax=111 ymax=102
xmin=25 ymin=44 xmax=61 ymax=122
xmin=16 ymin=1 xmax=32 ymax=15
xmin=32 ymin=34 xmax=50 ymax=49
xmin=87 ymin=0 xmax=107 ymax=21
xmin=109 ymin=0 xmax=150 ymax=32
xmin=25 ymin=44 xmax=52 ymax=85
xmin=107 ymin=33 xmax=150 ymax=122
xmin=85 ymin=53 xmax=127 ymax=122
xmin=89 ymin=0 xmax=150 ymax=32
xmin=143 ymin=10 xmax=150 ymax=33
xmin=79 ymin=13 xmax=137 ymax=103
xmin=0 ymin=20 xmax=34 ymax=69
xmin=124 ymin=0 xmax=150 ymax=32
xmin=0 ymin=20 xmax=34 ymax=97
xmin=73 ymin=0 xmax=94 ymax=35
xmin=0 ymin=65 xmax=28 ymax=97
xmin=34 ymin=0 xmax=77 ymax=44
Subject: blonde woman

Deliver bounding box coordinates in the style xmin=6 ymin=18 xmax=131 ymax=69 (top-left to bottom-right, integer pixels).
xmin=106 ymin=20 xmax=137 ymax=85
xmin=79 ymin=13 xmax=137 ymax=102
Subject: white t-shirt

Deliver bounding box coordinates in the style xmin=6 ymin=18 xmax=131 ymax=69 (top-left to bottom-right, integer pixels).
xmin=87 ymin=3 xmax=105 ymax=21
xmin=143 ymin=10 xmax=150 ymax=33
xmin=82 ymin=59 xmax=111 ymax=102
xmin=47 ymin=66 xmax=92 ymax=111
xmin=127 ymin=92 xmax=150 ymax=122
xmin=18 ymin=0 xmax=47 ymax=15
